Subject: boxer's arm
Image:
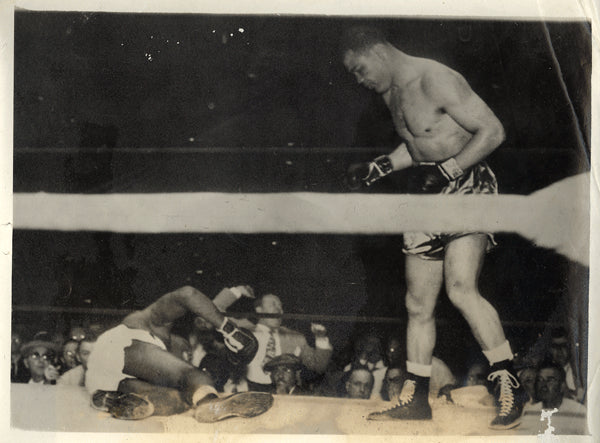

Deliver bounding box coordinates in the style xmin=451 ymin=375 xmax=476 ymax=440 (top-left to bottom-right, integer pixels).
xmin=422 ymin=69 xmax=505 ymax=170
xmin=126 ymin=286 xmax=225 ymax=330
xmin=387 ymin=143 xmax=416 ymax=171
xmin=212 ymin=286 xmax=255 ymax=312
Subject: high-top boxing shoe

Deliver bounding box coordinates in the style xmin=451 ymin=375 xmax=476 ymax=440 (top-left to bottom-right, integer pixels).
xmin=487 ymin=361 xmax=529 ymax=430
xmin=367 ymin=374 xmax=432 ymax=421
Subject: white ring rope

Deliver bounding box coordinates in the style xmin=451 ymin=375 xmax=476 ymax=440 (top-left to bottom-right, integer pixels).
xmin=12 ymin=173 xmax=590 ymax=265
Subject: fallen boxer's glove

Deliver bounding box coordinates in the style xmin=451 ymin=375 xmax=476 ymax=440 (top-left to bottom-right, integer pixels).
xmin=410 ymin=157 xmax=464 ymax=194
xmin=217 ymin=318 xmax=258 ymax=365
xmin=346 ymin=155 xmax=393 ymax=190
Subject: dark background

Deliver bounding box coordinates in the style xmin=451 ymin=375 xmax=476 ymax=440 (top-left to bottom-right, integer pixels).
xmin=12 ymin=12 xmax=591 ymax=373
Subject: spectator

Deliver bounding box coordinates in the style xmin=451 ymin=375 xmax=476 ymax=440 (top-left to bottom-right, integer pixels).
xmin=264 ymin=354 xmax=306 ymax=395
xmin=531 ymin=362 xmax=585 ymax=413
xmin=344 ymin=333 xmax=387 ymax=400
xmin=58 ymin=331 xmax=97 ymax=386
xmin=11 ymin=328 xmax=29 ymax=383
xmin=385 ymin=336 xmax=403 ymax=367
xmin=21 ymin=333 xmax=61 ymax=385
xmin=62 ymin=340 xmax=79 ymax=370
xmin=548 ymin=327 xmax=584 ymax=402
xmin=344 ymin=368 xmax=374 ymax=399
xmin=523 ymin=362 xmax=587 ymax=435
xmin=518 ymin=366 xmax=538 ymax=405
xmin=50 ymin=330 xmax=65 ymax=349
xmin=69 ymin=326 xmax=87 ymax=343
xmin=465 ymin=362 xmax=487 ymax=387
xmin=381 ymin=366 xmax=405 ymax=401
xmin=214 ymin=290 xmax=333 ymax=392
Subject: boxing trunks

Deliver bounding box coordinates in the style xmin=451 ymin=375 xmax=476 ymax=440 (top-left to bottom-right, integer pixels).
xmin=85 ymin=324 xmax=167 ymax=394
xmin=402 ymin=161 xmax=498 ymax=260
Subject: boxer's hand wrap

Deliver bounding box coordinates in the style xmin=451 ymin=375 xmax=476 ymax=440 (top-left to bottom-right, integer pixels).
xmin=346 ymin=155 xmax=393 ymax=190
xmin=217 ymin=318 xmax=258 ymax=365
xmin=411 ymin=158 xmax=464 ymax=194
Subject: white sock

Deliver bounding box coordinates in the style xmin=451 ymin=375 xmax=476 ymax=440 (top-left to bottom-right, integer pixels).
xmin=192 ymin=385 xmax=219 ymax=405
xmin=482 ymin=340 xmax=513 ymax=365
xmin=406 ymin=360 xmax=432 ymax=378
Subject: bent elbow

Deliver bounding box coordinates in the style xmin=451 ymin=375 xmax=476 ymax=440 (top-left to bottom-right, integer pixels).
xmin=492 ymin=123 xmax=506 ymax=147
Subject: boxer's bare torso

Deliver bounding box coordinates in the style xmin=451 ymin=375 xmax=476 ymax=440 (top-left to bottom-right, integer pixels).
xmin=344 ymin=45 xmax=503 ymax=171
xmin=382 ymin=59 xmax=473 ymax=163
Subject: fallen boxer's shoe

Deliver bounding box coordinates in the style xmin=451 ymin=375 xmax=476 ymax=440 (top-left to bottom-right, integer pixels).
xmin=91 ymin=390 xmax=155 ymax=420
xmin=194 ymin=391 xmax=274 ymax=422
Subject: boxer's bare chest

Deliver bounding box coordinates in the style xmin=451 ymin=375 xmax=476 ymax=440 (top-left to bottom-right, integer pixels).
xmin=383 ymin=79 xmax=469 ymax=161
xmin=384 ymin=81 xmax=444 ymax=139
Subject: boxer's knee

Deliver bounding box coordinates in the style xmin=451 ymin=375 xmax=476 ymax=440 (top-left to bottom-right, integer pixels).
xmin=445 ymin=279 xmax=479 ymax=310
xmin=405 ymin=291 xmax=435 ymax=322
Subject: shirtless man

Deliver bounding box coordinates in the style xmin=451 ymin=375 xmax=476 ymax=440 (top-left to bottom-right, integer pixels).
xmin=342 ymin=26 xmax=527 ymax=429
xmin=85 ymin=285 xmax=273 ymax=422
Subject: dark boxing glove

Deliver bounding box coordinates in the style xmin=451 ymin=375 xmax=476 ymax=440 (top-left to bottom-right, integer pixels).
xmin=217 ymin=318 xmax=258 ymax=365
xmin=411 ymin=157 xmax=465 ymax=194
xmin=346 ymin=155 xmax=393 ymax=190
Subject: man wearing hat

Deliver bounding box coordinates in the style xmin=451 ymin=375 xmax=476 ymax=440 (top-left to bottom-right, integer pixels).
xmin=264 ymin=354 xmax=306 ymax=395
xmin=20 ymin=332 xmax=61 ymax=385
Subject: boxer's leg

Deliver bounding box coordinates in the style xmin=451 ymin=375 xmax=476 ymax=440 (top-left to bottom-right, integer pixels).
xmin=444 ymin=234 xmax=527 ymax=430
xmin=123 ymin=340 xmax=215 ymax=406
xmin=443 ymin=234 xmax=505 ymax=350
xmin=122 ymin=340 xmax=273 ymax=422
xmin=90 ymin=339 xmax=216 ymax=419
xmin=368 ymin=255 xmax=443 ymax=421
xmin=405 ymin=255 xmax=444 ymax=365
xmin=117 ymin=379 xmax=189 ymax=416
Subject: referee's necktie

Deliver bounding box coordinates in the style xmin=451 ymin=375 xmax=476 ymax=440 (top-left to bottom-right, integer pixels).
xmin=263 ymin=330 xmax=277 ymax=367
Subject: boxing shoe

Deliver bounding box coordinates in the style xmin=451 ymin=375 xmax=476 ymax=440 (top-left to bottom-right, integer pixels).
xmin=194 ymin=391 xmax=274 ymax=423
xmin=91 ymin=390 xmax=154 ymax=420
xmin=367 ymin=376 xmax=432 ymax=421
xmin=487 ymin=363 xmax=529 ymax=430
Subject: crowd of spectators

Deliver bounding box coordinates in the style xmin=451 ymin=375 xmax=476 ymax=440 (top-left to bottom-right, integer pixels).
xmin=11 ymin=291 xmax=587 ymax=423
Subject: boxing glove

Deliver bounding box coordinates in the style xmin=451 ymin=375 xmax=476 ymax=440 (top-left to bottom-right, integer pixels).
xmin=217 ymin=318 xmax=259 ymax=365
xmin=346 ymin=155 xmax=393 ymax=190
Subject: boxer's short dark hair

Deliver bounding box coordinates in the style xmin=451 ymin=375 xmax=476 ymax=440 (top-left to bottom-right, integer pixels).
xmin=340 ymin=26 xmax=389 ymax=55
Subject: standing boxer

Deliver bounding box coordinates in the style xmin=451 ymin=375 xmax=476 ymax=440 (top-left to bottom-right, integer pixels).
xmin=342 ymin=26 xmax=527 ymax=429
xmin=86 ymin=285 xmax=273 ymax=422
